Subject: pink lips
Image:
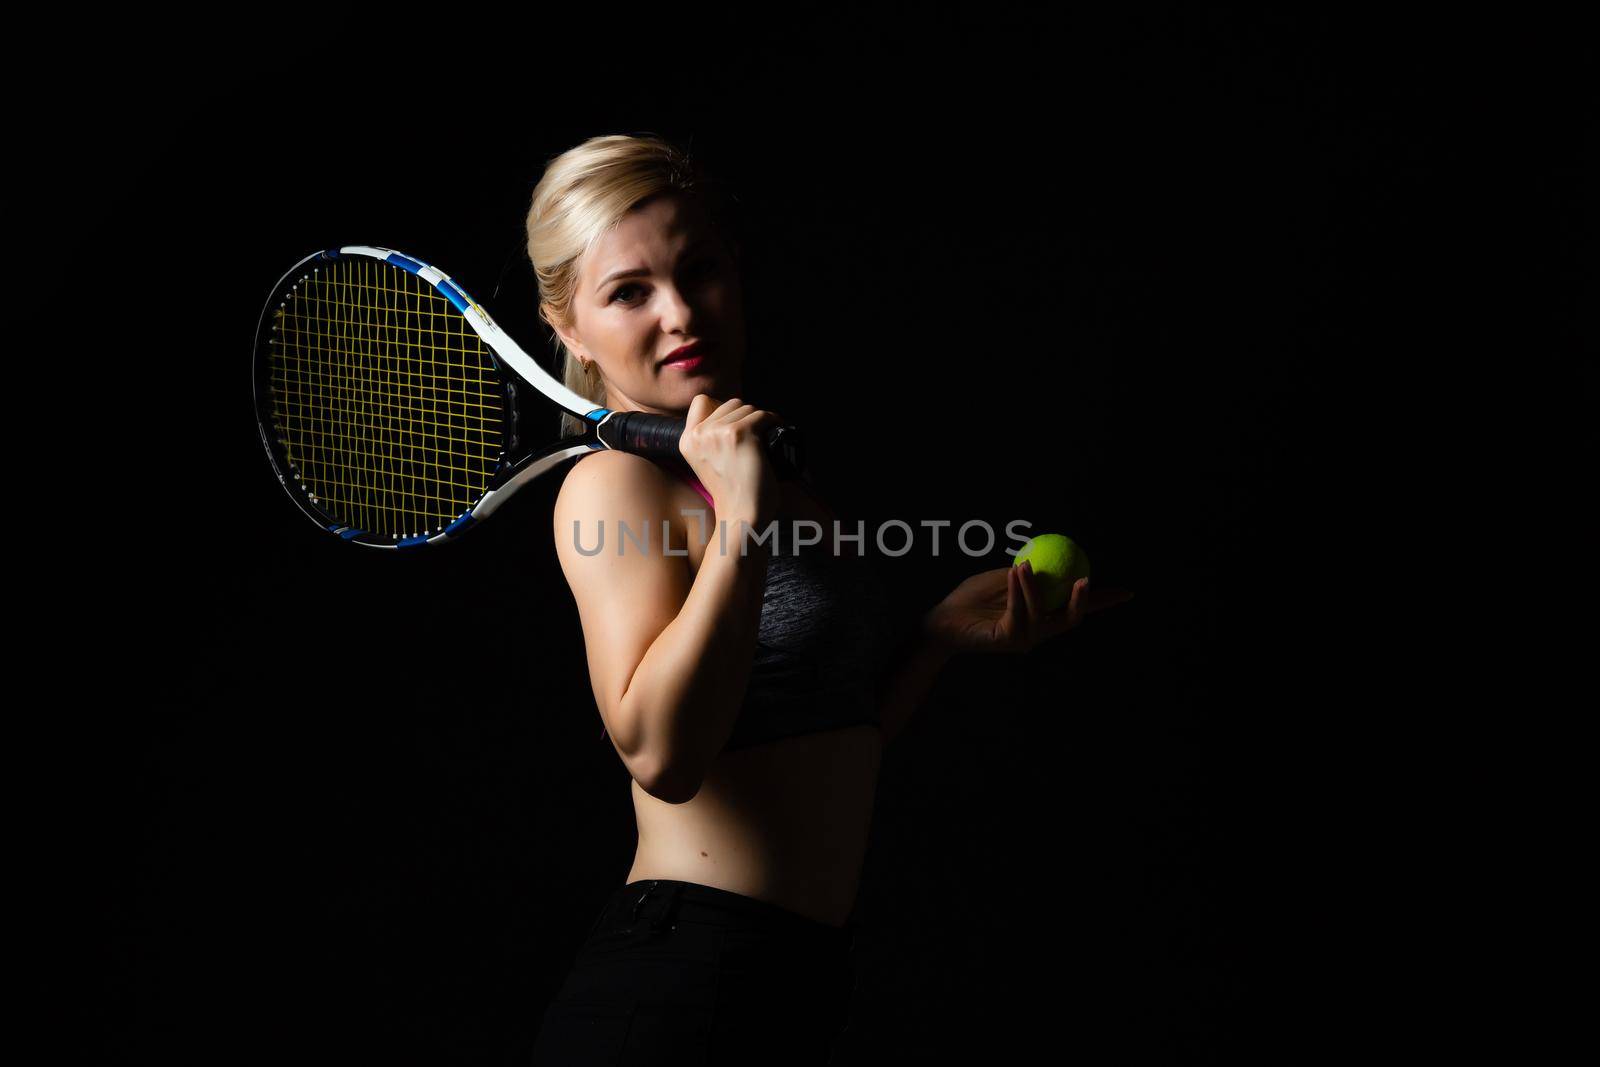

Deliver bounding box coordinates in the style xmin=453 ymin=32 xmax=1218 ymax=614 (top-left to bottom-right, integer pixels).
xmin=661 ymin=342 xmax=710 ymax=372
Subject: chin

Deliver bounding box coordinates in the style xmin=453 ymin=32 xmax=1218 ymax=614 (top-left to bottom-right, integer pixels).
xmin=671 ymin=371 xmax=729 ymax=401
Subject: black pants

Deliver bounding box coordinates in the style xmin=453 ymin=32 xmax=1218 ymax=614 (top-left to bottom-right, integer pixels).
xmin=531 ymin=879 xmax=859 ymax=1065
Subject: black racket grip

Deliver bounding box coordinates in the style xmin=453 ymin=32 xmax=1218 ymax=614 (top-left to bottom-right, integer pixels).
xmin=596 ymin=411 xmax=805 ymax=480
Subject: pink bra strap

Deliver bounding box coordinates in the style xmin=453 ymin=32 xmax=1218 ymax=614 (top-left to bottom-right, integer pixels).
xmin=675 ymin=467 xmax=714 ymax=509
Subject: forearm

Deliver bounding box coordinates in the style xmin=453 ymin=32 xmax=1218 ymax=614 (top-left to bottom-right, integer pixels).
xmin=877 ymin=612 xmax=955 ymax=747
xmin=620 ymin=518 xmax=770 ymax=798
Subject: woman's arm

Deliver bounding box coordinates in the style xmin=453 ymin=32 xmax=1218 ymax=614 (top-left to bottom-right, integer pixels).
xmin=618 ymin=524 xmax=771 ymax=801
xmin=877 ymin=562 xmax=1138 ymax=745
xmin=553 ymin=450 xmax=772 ymax=804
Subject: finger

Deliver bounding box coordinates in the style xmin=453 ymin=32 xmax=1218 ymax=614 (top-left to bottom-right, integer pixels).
xmin=729 ymin=413 xmax=788 ymax=452
xmin=729 ymin=408 xmax=781 ymax=432
xmin=1065 ymin=577 xmax=1088 ymax=629
xmin=1038 ymin=584 xmax=1130 ymax=640
xmin=707 ymin=397 xmax=751 ymax=423
xmin=706 ymin=411 xmax=756 ymax=438
xmin=1014 ymin=562 xmax=1040 ymax=642
xmin=1036 ymin=581 xmax=1081 ymax=640
xmin=1002 ymin=565 xmax=1028 ymax=648
xmin=684 ymin=393 xmax=721 ymax=426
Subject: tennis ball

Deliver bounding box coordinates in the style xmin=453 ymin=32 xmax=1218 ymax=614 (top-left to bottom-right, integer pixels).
xmin=1013 ymin=533 xmax=1091 ymax=613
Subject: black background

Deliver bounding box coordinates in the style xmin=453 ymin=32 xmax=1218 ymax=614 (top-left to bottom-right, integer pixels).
xmin=68 ymin=10 xmax=1584 ymax=1065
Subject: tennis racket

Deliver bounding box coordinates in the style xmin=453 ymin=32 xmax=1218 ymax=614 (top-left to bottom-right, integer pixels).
xmin=253 ymin=246 xmax=803 ymax=548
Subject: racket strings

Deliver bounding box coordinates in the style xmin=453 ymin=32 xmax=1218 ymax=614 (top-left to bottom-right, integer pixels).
xmin=267 ymin=258 xmax=505 ymax=537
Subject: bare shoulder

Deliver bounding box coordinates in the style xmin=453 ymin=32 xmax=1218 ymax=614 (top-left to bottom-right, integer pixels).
xmin=554 ymin=450 xmax=678 ymax=517
xmin=552 ymin=451 xmax=681 ymax=568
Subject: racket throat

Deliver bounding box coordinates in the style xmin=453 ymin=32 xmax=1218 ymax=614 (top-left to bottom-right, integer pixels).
xmin=473 ymin=442 xmax=603 ymax=523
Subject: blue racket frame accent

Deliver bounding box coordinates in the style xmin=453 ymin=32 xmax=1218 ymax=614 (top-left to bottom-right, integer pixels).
xmin=383 ymin=252 xmax=426 ymax=274
xmin=256 ymin=244 xmax=796 ymax=550
xmin=376 ymin=251 xmax=476 ymax=312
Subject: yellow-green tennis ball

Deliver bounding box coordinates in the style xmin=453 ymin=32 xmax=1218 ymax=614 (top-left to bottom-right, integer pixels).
xmin=1013 ymin=533 xmax=1091 ymax=613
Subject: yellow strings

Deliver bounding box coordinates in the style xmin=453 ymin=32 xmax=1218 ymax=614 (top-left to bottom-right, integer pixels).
xmin=267 ymin=258 xmax=503 ymax=536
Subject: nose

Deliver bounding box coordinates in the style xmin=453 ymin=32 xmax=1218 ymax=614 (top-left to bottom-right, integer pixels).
xmin=655 ymin=283 xmax=696 ymax=335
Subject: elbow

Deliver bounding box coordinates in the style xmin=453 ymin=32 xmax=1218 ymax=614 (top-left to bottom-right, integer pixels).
xmin=633 ymin=750 xmax=706 ymax=805
xmin=614 ymin=692 xmax=708 ymax=804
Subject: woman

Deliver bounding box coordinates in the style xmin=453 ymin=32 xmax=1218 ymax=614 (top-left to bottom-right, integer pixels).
xmin=528 ymin=135 xmax=1131 ymax=1065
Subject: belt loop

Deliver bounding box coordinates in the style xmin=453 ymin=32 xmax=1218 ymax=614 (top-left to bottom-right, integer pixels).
xmin=647 ymin=880 xmax=685 ymax=933
xmin=627 ymin=880 xmax=659 ymax=930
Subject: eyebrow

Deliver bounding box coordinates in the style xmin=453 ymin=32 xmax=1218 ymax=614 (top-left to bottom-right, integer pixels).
xmin=596 ymin=238 xmax=715 ymax=292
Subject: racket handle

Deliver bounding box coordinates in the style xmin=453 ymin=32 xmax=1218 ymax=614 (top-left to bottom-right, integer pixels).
xmin=597 ymin=412 xmax=805 ymax=480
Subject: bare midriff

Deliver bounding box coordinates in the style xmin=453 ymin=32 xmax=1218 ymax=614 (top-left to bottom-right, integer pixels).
xmin=622 ymin=474 xmax=882 ymax=928
xmin=626 ymin=722 xmax=882 ymax=927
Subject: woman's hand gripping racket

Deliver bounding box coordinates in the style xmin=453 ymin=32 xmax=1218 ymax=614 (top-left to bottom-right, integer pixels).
xmin=253 ymin=246 xmax=803 ymax=547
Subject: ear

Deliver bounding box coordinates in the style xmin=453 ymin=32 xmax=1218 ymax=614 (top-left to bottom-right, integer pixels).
xmin=541 ymin=303 xmax=590 ymax=363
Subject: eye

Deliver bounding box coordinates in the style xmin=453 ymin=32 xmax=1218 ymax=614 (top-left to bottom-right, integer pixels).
xmin=609 ymin=283 xmax=642 ymax=305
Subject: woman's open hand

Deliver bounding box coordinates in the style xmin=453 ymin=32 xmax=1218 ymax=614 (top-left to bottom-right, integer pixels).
xmin=922 ymin=561 xmax=1135 ymax=656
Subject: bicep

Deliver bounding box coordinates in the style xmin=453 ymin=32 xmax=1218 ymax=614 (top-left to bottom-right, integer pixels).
xmin=553 ymin=455 xmax=692 ymax=756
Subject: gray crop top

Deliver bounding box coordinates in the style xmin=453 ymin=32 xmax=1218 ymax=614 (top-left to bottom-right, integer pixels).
xmin=585 ymin=454 xmax=905 ymax=752
xmin=665 ymin=458 xmax=903 ymax=751
xmin=726 ymin=524 xmax=899 ymax=750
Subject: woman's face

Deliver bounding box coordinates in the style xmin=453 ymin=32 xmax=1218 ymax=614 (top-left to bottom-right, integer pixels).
xmin=556 ymin=193 xmax=746 ymax=415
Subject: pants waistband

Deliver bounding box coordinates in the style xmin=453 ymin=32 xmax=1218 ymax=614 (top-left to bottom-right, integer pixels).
xmin=601 ymin=879 xmax=856 ymax=949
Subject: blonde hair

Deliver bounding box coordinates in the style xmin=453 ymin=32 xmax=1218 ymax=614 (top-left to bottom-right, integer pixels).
xmin=526 ymin=133 xmax=737 ymax=438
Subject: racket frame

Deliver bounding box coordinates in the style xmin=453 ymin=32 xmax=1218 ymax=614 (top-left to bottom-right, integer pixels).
xmin=254 ymin=246 xmax=800 ymax=549
xmin=254 ymin=246 xmax=612 ymax=548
